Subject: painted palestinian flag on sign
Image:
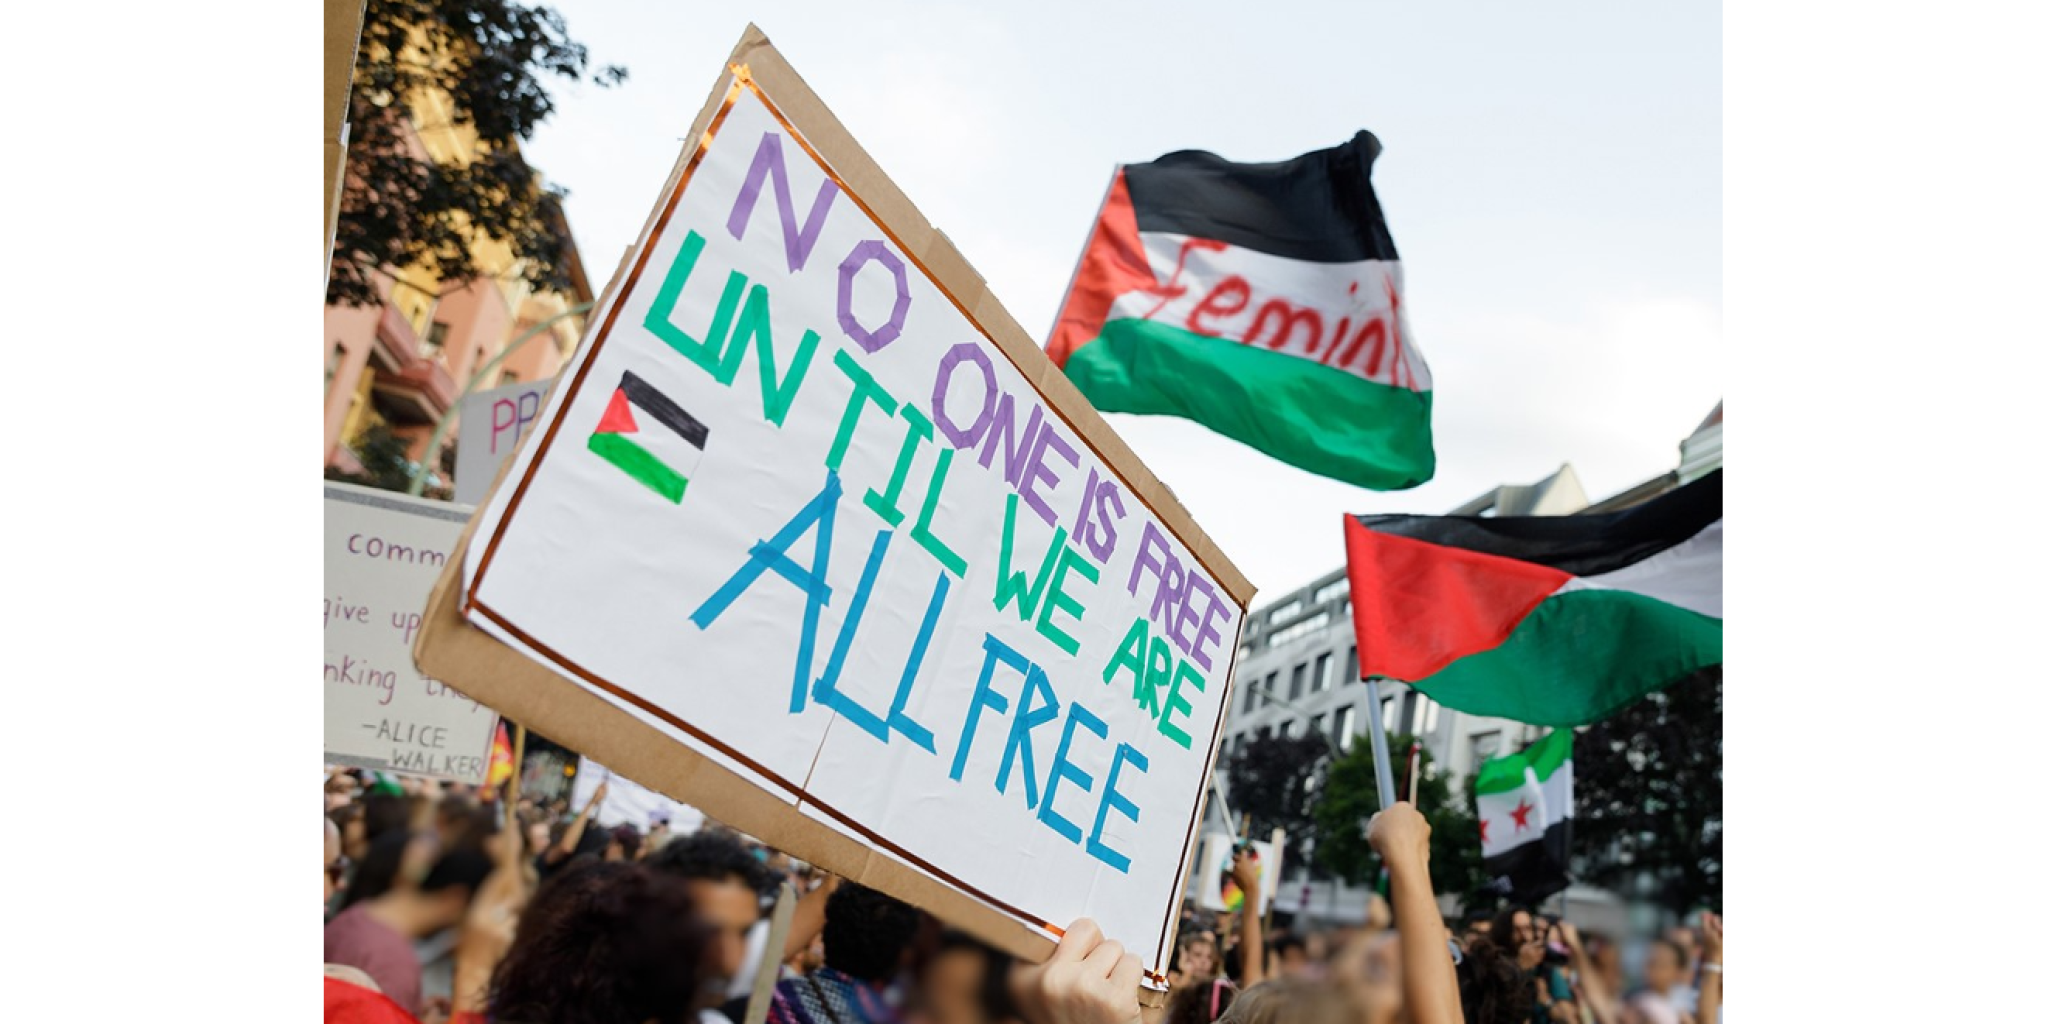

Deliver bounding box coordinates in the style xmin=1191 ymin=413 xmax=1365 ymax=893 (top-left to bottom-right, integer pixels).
xmin=1344 ymin=470 xmax=1721 ymax=726
xmin=1046 ymin=133 xmax=1433 ymax=490
xmin=1476 ymin=730 xmax=1572 ymax=904
xmin=588 ymin=370 xmax=709 ymax=504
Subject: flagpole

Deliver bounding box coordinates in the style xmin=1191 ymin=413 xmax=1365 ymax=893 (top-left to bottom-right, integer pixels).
xmin=1361 ymin=677 xmax=1399 ymax=810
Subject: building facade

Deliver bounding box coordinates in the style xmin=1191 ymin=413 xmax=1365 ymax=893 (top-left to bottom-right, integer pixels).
xmin=1210 ymin=408 xmax=1723 ymax=920
xmin=322 ymin=78 xmax=594 ymax=487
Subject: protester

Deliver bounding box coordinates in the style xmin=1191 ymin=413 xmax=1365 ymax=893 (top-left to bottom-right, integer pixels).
xmin=647 ymin=829 xmax=781 ymax=1024
xmin=327 ymin=814 xmax=346 ymax=910
xmin=913 ymin=931 xmax=1023 ymax=1024
xmin=324 ymin=833 xmax=494 ymax=1016
xmin=605 ymin=823 xmax=643 ymax=862
xmin=539 ymin=780 xmax=609 ymax=879
xmin=768 ymin=882 xmax=921 ymax=1024
xmin=473 ymin=860 xmax=713 ymax=1024
xmin=1625 ymin=937 xmax=1691 ymax=1024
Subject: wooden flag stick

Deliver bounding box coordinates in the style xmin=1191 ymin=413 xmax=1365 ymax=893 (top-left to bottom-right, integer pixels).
xmin=1406 ymin=741 xmax=1421 ymax=804
xmin=744 ymin=880 xmax=800 ymax=1024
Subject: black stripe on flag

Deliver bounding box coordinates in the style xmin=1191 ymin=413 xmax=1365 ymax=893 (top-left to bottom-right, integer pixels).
xmin=1482 ymin=818 xmax=1572 ymax=905
xmin=1356 ymin=470 xmax=1721 ymax=578
xmin=621 ymin=370 xmax=710 ymax=449
xmin=1123 ymin=131 xmax=1400 ymax=264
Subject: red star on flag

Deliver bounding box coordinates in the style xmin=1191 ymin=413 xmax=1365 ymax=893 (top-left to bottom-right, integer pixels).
xmin=1510 ymin=800 xmax=1534 ymax=831
xmin=1478 ymin=818 xmax=1490 ymax=844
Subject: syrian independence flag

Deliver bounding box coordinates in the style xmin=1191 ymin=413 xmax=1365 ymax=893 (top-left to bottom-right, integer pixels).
xmin=588 ymin=369 xmax=709 ymax=504
xmin=1477 ymin=730 xmax=1572 ymax=904
xmin=1345 ymin=470 xmax=1721 ymax=726
xmin=1046 ymin=133 xmax=1433 ymax=491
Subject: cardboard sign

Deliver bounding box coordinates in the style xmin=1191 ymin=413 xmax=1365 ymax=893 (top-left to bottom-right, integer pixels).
xmin=414 ymin=26 xmax=1252 ymax=984
xmin=454 ymin=378 xmax=554 ymax=506
xmin=326 ymin=483 xmax=498 ymax=783
xmin=1192 ymin=832 xmax=1280 ymax=915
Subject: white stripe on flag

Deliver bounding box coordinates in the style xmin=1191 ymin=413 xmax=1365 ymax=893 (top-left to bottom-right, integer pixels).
xmin=1476 ymin=760 xmax=1573 ymax=859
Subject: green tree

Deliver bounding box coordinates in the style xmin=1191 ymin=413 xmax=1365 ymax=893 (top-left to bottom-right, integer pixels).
xmin=329 ymin=0 xmax=625 ymax=306
xmin=1573 ymin=666 xmax=1722 ymax=912
xmin=1222 ymin=732 xmax=1330 ymax=841
xmin=325 ymin=423 xmax=450 ymax=499
xmin=1312 ymin=734 xmax=1489 ymax=901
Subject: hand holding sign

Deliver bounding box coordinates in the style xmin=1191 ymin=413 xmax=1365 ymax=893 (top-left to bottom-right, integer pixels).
xmin=1011 ymin=919 xmax=1143 ymax=1024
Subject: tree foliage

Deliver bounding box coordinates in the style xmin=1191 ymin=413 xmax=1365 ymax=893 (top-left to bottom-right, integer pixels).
xmin=325 ymin=423 xmax=450 ymax=499
xmin=1222 ymin=733 xmax=1329 ymax=841
xmin=1312 ymin=735 xmax=1489 ymax=900
xmin=329 ymin=0 xmax=624 ymax=306
xmin=1573 ymin=666 xmax=1723 ymax=912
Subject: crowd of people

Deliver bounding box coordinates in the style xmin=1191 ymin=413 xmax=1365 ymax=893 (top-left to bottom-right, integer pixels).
xmin=323 ymin=768 xmax=1720 ymax=1024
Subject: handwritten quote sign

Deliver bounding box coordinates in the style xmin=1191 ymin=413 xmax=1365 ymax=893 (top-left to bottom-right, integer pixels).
xmin=326 ymin=484 xmax=498 ymax=782
xmin=422 ymin=36 xmax=1250 ymax=981
xmin=454 ymin=378 xmax=553 ymax=506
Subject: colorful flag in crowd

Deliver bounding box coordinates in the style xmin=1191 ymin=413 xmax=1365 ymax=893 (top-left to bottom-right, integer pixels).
xmin=1344 ymin=470 xmax=1722 ymax=726
xmin=1046 ymin=132 xmax=1434 ymax=490
xmin=487 ymin=722 xmax=516 ymax=789
xmin=1476 ymin=730 xmax=1573 ymax=903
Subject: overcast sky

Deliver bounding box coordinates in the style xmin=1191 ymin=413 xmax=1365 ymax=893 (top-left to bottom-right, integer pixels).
xmin=520 ymin=1 xmax=1721 ymax=605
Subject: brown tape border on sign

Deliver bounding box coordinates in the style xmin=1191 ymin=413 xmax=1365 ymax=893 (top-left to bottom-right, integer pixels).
xmin=431 ymin=23 xmax=1258 ymax=986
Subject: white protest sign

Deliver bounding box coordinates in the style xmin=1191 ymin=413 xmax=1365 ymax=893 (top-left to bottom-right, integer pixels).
xmin=571 ymin=757 xmax=708 ymax=834
xmin=325 ymin=483 xmax=498 ymax=783
xmin=455 ymin=378 xmax=554 ymax=506
xmin=1193 ymin=832 xmax=1279 ymax=915
xmin=423 ymin=39 xmax=1251 ymax=983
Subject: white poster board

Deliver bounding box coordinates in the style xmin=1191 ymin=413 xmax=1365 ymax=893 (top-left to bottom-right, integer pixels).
xmin=447 ymin=68 xmax=1247 ymax=979
xmin=455 ymin=378 xmax=554 ymax=506
xmin=1193 ymin=832 xmax=1279 ymax=915
xmin=325 ymin=483 xmax=498 ymax=783
xmin=570 ymin=756 xmax=708 ymax=834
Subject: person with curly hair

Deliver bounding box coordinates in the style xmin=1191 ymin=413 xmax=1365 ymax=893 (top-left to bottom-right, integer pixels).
xmin=768 ymin=883 xmax=920 ymax=1024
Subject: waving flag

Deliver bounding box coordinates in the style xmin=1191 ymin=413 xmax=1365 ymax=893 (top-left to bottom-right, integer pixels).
xmin=1048 ymin=133 xmax=1433 ymax=490
xmin=1345 ymin=471 xmax=1722 ymax=726
xmin=1477 ymin=730 xmax=1573 ymax=903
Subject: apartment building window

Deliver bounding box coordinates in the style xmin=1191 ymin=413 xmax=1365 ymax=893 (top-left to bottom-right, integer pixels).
xmin=1472 ymin=731 xmax=1503 ymax=765
xmin=1334 ymin=705 xmax=1356 ymax=751
xmin=1420 ymin=695 xmax=1440 ymax=734
xmin=1314 ymin=579 xmax=1348 ymax=605
xmin=1259 ymin=725 xmax=1274 ymax=742
xmin=1242 ymin=679 xmax=1260 ymax=714
xmin=422 ymin=321 xmax=450 ymax=360
xmin=1289 ymin=663 xmax=1307 ymax=700
xmin=1382 ymin=695 xmax=1398 ymax=732
xmin=1263 ymin=672 xmax=1277 ymax=707
xmin=1346 ymin=646 xmax=1359 ymax=683
xmin=1309 ymin=713 xmax=1326 ymax=740
xmin=1312 ymin=652 xmax=1331 ymax=692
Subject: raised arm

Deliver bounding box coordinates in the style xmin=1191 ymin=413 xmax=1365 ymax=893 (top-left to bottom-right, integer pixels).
xmin=1368 ymin=803 xmax=1460 ymax=1024
xmin=1230 ymin=849 xmax=1265 ymax=988
xmin=1558 ymin=922 xmax=1620 ymax=1024
xmin=1695 ymin=913 xmax=1721 ymax=1024
xmin=783 ymin=873 xmax=842 ymax=961
xmin=544 ymin=780 xmax=606 ymax=865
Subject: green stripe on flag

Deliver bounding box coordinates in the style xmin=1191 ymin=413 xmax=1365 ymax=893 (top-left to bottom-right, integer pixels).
xmin=1474 ymin=729 xmax=1573 ymax=796
xmin=589 ymin=432 xmax=689 ymax=503
xmin=1062 ymin=317 xmax=1434 ymax=491
xmin=1415 ymin=589 xmax=1721 ymax=728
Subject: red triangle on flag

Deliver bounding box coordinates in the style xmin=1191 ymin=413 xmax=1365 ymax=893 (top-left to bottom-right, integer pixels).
xmin=594 ymin=387 xmax=639 ymax=435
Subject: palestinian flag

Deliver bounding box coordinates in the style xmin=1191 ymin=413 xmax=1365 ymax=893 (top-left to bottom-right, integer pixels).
xmin=588 ymin=369 xmax=709 ymax=503
xmin=1476 ymin=730 xmax=1572 ymax=904
xmin=1344 ymin=470 xmax=1721 ymax=726
xmin=1047 ymin=133 xmax=1433 ymax=490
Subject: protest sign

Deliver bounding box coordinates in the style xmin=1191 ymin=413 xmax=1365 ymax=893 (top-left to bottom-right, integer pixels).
xmin=414 ymin=26 xmax=1252 ymax=984
xmin=1192 ymin=832 xmax=1280 ymax=915
xmin=571 ymin=757 xmax=708 ymax=834
xmin=454 ymin=378 xmax=554 ymax=506
xmin=326 ymin=483 xmax=498 ymax=783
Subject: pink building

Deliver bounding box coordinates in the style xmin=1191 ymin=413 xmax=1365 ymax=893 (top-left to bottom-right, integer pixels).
xmin=322 ymin=207 xmax=593 ymax=484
